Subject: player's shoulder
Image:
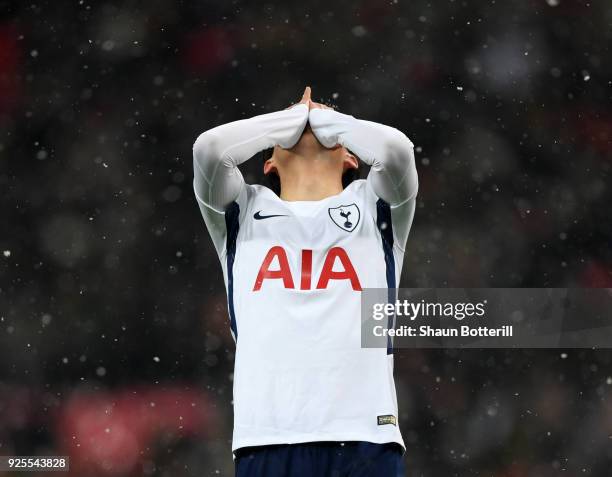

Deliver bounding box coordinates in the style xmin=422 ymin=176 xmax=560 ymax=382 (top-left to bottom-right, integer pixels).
xmin=243 ymin=183 xmax=279 ymax=202
xmin=345 ymin=178 xmax=379 ymax=203
xmin=235 ymin=183 xmax=281 ymax=217
xmin=344 ymin=178 xmax=368 ymax=195
xmin=245 ymin=183 xmax=275 ymax=194
xmin=341 ymin=179 xmax=381 ymax=219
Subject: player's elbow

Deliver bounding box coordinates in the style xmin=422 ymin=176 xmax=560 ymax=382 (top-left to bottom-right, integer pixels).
xmin=193 ymin=132 xmax=223 ymax=172
xmin=383 ymin=131 xmax=415 ymax=169
xmin=379 ymin=132 xmax=418 ymax=205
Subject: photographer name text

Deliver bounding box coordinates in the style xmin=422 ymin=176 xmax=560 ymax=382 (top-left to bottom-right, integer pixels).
xmin=372 ymin=325 xmax=513 ymax=337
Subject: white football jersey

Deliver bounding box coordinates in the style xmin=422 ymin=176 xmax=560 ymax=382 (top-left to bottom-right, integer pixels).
xmin=195 ymin=178 xmax=413 ymax=452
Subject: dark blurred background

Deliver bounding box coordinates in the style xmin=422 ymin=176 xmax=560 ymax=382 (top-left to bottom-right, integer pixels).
xmin=1 ymin=0 xmax=611 ymax=475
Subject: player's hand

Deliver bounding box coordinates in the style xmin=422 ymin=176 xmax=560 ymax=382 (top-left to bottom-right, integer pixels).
xmin=308 ymin=99 xmax=335 ymax=111
xmin=307 ymin=98 xmax=346 ymax=149
xmin=285 ymin=87 xmax=335 ymax=111
xmin=285 ymin=86 xmax=312 ymax=110
xmin=305 ymin=93 xmax=340 ymax=148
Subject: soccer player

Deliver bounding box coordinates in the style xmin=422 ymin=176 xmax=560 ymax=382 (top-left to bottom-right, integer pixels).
xmin=192 ymin=87 xmax=418 ymax=476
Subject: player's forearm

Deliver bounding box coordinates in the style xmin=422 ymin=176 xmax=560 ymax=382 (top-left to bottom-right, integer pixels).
xmin=192 ymin=104 xmax=309 ymax=211
xmin=309 ymin=108 xmax=418 ymax=206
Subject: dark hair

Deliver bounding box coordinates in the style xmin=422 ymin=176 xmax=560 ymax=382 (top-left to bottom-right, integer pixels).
xmin=260 ymin=147 xmax=358 ymax=196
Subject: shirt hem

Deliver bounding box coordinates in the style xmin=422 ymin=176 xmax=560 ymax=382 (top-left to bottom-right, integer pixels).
xmin=232 ymin=432 xmax=406 ymax=455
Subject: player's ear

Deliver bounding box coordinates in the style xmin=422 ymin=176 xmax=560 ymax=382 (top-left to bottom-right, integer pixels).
xmin=263 ymin=157 xmax=277 ymax=176
xmin=342 ymin=149 xmax=359 ymax=172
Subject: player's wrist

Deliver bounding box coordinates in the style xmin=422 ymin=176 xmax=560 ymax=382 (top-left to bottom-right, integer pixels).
xmin=308 ymin=108 xmax=356 ymax=148
xmin=284 ymin=103 xmax=309 ymax=113
xmin=309 ymin=107 xmax=355 ymax=126
xmin=270 ymin=105 xmax=309 ymax=148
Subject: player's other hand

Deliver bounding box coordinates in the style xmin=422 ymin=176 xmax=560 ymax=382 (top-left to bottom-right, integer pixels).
xmin=285 ymin=86 xmax=312 ymax=110
xmin=307 ymin=93 xmax=344 ymax=149
xmin=308 ymin=99 xmax=334 ymax=111
xmin=285 ymin=87 xmax=340 ymax=148
xmin=285 ymin=87 xmax=335 ymax=111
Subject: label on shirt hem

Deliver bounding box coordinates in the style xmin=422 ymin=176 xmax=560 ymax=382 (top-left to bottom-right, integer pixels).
xmin=377 ymin=415 xmax=397 ymax=426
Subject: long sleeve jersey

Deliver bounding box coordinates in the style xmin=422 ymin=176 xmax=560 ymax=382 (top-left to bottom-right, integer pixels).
xmin=192 ymin=103 xmax=418 ymax=453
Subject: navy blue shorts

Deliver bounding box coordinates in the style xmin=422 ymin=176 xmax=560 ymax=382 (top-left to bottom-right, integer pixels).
xmin=234 ymin=441 xmax=405 ymax=477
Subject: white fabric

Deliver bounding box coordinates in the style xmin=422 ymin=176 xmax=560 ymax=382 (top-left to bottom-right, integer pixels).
xmin=308 ymin=108 xmax=418 ymax=207
xmin=192 ymin=106 xmax=418 ymax=453
xmin=193 ymin=104 xmax=309 ymax=214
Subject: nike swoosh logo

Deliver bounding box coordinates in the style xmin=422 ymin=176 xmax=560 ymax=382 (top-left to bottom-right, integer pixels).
xmin=254 ymin=211 xmax=288 ymax=220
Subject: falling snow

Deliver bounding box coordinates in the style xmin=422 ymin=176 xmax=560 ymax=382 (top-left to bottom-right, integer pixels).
xmin=1 ymin=2 xmax=610 ymax=476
